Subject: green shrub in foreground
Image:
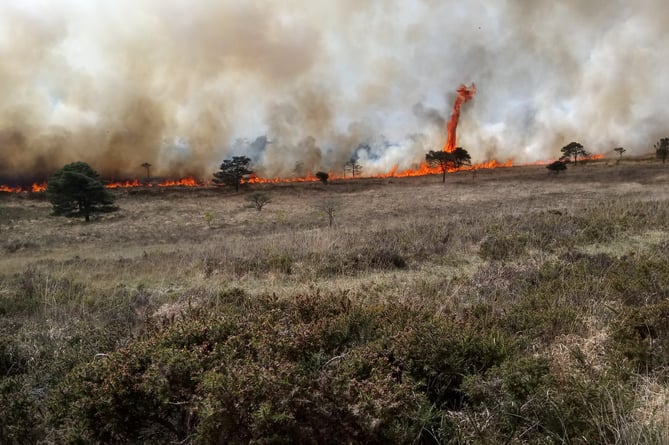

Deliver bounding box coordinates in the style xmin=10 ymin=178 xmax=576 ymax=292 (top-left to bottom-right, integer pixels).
xmin=49 ymin=296 xmax=516 ymax=444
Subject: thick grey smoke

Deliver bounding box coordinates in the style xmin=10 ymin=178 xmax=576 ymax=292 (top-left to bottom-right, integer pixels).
xmin=1 ymin=0 xmax=667 ymax=181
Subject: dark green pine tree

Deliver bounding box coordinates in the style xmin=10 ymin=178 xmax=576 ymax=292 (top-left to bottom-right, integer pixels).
xmin=213 ymin=156 xmax=253 ymax=191
xmin=46 ymin=162 xmax=117 ymax=222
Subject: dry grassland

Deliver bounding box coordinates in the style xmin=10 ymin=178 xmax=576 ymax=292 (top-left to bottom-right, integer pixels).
xmin=2 ymin=160 xmax=669 ymax=443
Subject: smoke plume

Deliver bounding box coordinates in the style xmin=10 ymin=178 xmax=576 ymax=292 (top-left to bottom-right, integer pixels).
xmin=1 ymin=0 xmax=668 ymax=182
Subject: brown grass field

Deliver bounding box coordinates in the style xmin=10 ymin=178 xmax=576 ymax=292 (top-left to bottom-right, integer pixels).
xmin=2 ymin=160 xmax=669 ymax=443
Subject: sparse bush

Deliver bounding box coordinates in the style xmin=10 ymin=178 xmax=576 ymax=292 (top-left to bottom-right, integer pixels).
xmin=246 ymin=191 xmax=271 ymax=211
xmin=202 ymin=211 xmax=214 ymax=227
xmin=316 ymin=198 xmax=339 ymax=228
xmin=479 ymin=234 xmax=528 ymax=260
xmin=269 ymin=253 xmax=293 ymax=274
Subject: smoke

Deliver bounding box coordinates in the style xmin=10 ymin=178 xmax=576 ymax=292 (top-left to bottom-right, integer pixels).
xmin=1 ymin=0 xmax=668 ymax=182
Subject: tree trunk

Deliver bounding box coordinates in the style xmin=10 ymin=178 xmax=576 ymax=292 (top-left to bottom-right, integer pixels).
xmin=85 ymin=214 xmax=90 ymax=222
xmin=442 ymin=170 xmax=446 ymax=183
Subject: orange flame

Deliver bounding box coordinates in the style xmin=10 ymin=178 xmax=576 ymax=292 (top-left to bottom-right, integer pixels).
xmin=157 ymin=177 xmax=200 ymax=187
xmin=31 ymin=182 xmax=47 ymax=192
xmin=443 ymin=83 xmax=476 ymax=153
xmin=0 ymin=185 xmax=23 ymax=193
xmin=105 ymin=179 xmax=142 ymax=189
xmin=243 ymin=159 xmax=513 ymax=184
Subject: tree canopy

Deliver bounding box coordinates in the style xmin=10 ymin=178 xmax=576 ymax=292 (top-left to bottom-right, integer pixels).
xmin=213 ymin=156 xmax=253 ymax=191
xmin=426 ymin=151 xmax=455 ymax=183
xmin=613 ymin=147 xmax=626 ymax=161
xmin=655 ymin=138 xmax=669 ymax=164
xmin=452 ymin=147 xmax=472 ymax=168
xmin=46 ymin=162 xmax=116 ymax=222
xmin=560 ymin=142 xmax=590 ymax=165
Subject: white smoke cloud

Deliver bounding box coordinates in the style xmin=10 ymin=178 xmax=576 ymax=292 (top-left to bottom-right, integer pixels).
xmin=0 ymin=0 xmax=667 ymax=181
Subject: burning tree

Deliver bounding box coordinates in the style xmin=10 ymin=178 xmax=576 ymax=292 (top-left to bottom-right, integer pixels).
xmin=213 ymin=156 xmax=253 ymax=191
xmin=46 ymin=162 xmax=117 ymax=222
xmin=655 ymin=138 xmax=669 ymax=164
xmin=560 ymin=142 xmax=590 ymax=165
xmin=426 ymin=150 xmax=458 ymax=183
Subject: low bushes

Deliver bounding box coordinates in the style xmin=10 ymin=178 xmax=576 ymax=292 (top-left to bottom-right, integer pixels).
xmin=49 ymin=294 xmax=515 ymax=443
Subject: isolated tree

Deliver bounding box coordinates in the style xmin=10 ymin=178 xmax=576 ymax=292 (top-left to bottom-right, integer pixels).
xmin=613 ymin=147 xmax=626 ymax=162
xmin=426 ymin=150 xmax=457 ymax=183
xmin=344 ymin=159 xmax=362 ymax=177
xmin=246 ymin=191 xmax=271 ymax=212
xmin=546 ymin=160 xmax=567 ymax=174
xmin=316 ymin=199 xmax=339 ymax=228
xmin=46 ymin=162 xmax=117 ymax=222
xmin=213 ymin=156 xmax=253 ymax=191
xmin=560 ymin=142 xmax=590 ymax=165
xmin=316 ymin=171 xmax=329 ymax=184
xmin=655 ymin=138 xmax=669 ymax=164
xmin=452 ymin=147 xmax=472 ymax=168
xmin=141 ymin=162 xmax=152 ymax=179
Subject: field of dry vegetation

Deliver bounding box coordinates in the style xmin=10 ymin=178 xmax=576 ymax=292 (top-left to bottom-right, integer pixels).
xmin=2 ymin=160 xmax=669 ymax=443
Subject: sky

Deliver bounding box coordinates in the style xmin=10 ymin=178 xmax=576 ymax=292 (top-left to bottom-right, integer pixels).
xmin=1 ymin=0 xmax=668 ymax=181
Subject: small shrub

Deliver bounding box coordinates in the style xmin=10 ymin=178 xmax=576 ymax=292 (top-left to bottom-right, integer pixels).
xmin=479 ymin=235 xmax=528 ymax=261
xmin=269 ymin=254 xmax=293 ymax=274
xmin=610 ymin=301 xmax=669 ymax=373
xmin=246 ymin=191 xmax=271 ymax=212
xmin=202 ymin=211 xmax=214 ymax=227
xmin=393 ymin=317 xmax=514 ymax=409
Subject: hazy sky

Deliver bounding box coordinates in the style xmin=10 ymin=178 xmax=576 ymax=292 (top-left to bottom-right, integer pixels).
xmin=1 ymin=0 xmax=667 ymax=180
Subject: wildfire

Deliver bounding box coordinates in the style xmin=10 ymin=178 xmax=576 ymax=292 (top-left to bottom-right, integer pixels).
xmin=0 ymin=155 xmax=610 ymax=194
xmin=443 ymin=83 xmax=477 ymax=153
xmin=104 ymin=177 xmax=203 ymax=189
xmin=105 ymin=179 xmax=142 ymax=189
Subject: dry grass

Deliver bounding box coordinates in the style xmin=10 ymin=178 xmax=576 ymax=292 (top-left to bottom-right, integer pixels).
xmin=2 ymin=160 xmax=669 ymax=442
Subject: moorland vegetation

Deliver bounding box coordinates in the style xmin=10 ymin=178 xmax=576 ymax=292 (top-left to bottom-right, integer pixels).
xmin=1 ymin=159 xmax=669 ymax=443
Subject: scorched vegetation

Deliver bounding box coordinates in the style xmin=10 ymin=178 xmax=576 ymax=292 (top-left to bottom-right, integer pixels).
xmin=1 ymin=161 xmax=669 ymax=443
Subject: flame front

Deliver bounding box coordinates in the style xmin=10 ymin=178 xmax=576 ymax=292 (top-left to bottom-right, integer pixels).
xmin=443 ymin=83 xmax=477 ymax=153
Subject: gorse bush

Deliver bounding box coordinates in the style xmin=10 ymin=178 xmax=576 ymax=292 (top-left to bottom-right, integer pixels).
xmin=49 ymin=294 xmax=519 ymax=443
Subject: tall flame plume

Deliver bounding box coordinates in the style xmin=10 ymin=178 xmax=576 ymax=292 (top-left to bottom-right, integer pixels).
xmin=443 ymin=83 xmax=476 ymax=153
